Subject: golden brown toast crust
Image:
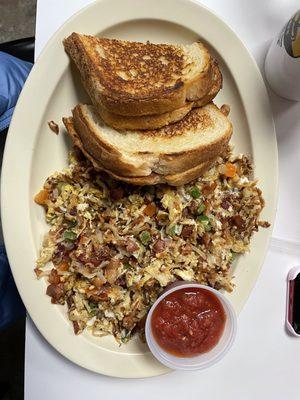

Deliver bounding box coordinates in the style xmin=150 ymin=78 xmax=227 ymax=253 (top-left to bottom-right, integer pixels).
xmin=72 ymin=106 xmax=149 ymax=177
xmin=140 ymin=106 xmax=214 ymax=138
xmin=63 ymin=33 xmax=213 ymax=116
xmin=65 ymin=103 xmax=232 ymax=177
xmin=193 ymin=60 xmax=222 ymax=107
xmin=98 ymin=103 xmax=193 ymax=131
xmin=75 ymin=37 xmax=187 ymax=97
xmin=96 ymin=61 xmax=222 ymax=130
xmin=63 ymin=117 xmax=216 ymax=186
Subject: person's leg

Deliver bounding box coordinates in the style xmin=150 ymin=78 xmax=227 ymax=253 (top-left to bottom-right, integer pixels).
xmin=0 ymin=317 xmax=25 ymax=400
xmin=0 ymin=50 xmax=33 ymax=399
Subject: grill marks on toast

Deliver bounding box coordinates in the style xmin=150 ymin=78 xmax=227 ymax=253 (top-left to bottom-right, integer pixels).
xmin=62 ymin=34 xmax=231 ymax=185
xmin=97 ymin=102 xmax=194 ymax=131
xmin=93 ymin=38 xmax=187 ymax=96
xmin=96 ymin=61 xmax=222 ymax=130
xmin=140 ymin=108 xmax=213 ymax=138
xmin=63 ymin=33 xmax=213 ymax=115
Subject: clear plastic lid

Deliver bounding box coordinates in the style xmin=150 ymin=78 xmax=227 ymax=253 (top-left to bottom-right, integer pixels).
xmin=145 ymin=282 xmax=237 ymax=371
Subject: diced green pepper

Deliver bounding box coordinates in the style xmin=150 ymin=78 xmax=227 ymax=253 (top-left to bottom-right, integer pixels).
xmin=121 ymin=336 xmax=129 ymax=344
xmin=197 ymin=215 xmax=211 ymax=231
xmin=197 ymin=203 xmax=206 ymax=214
xmin=197 ymin=215 xmax=210 ymax=223
xmin=140 ymin=231 xmax=151 ymax=244
xmin=231 ymin=251 xmax=238 ymax=260
xmin=168 ymin=225 xmax=181 ymax=236
xmin=204 ymin=223 xmax=212 ymax=232
xmin=63 ymin=230 xmax=77 ymax=241
xmin=190 ymin=187 xmax=201 ymax=199
xmin=169 ymin=226 xmax=176 ymax=236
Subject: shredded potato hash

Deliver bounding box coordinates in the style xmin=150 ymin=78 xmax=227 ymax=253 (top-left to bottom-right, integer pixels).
xmin=34 ymin=147 xmax=269 ymax=343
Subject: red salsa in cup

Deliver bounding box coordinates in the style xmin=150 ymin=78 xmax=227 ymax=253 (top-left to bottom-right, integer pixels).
xmin=151 ymin=287 xmax=226 ymax=357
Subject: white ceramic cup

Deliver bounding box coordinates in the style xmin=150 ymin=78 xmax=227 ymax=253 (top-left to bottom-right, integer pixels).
xmin=145 ymin=282 xmax=237 ymax=371
xmin=265 ymin=11 xmax=300 ymax=101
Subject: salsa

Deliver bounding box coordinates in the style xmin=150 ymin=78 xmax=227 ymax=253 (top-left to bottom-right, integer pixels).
xmin=151 ymin=287 xmax=226 ymax=357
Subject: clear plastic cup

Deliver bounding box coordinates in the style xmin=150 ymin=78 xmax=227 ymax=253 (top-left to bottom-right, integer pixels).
xmin=145 ymin=282 xmax=237 ymax=371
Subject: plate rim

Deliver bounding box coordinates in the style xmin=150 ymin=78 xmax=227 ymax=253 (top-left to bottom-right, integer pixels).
xmin=1 ymin=0 xmax=278 ymax=378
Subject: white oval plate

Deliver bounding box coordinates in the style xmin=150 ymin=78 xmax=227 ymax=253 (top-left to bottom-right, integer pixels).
xmin=1 ymin=0 xmax=277 ymax=378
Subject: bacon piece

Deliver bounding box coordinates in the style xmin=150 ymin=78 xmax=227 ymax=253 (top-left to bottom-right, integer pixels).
xmin=46 ymin=283 xmax=65 ymax=302
xmin=181 ymin=226 xmax=194 ymax=239
xmin=153 ymin=240 xmax=166 ymax=253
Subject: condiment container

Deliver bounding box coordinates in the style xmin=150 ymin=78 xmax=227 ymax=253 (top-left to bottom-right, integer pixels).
xmin=145 ymin=282 xmax=237 ymax=371
xmin=265 ymin=11 xmax=300 ymax=101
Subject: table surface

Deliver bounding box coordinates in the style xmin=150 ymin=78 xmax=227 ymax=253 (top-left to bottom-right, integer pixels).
xmin=26 ymin=0 xmax=300 ymax=398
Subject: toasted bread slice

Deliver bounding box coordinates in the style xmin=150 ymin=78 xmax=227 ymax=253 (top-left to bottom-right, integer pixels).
xmin=193 ymin=61 xmax=223 ymax=107
xmin=97 ymin=62 xmax=222 ymax=130
xmin=64 ymin=117 xmax=216 ymax=186
xmin=63 ymin=33 xmax=213 ymax=116
xmin=63 ymin=102 xmax=232 ymax=178
xmin=97 ymin=102 xmax=194 ymax=131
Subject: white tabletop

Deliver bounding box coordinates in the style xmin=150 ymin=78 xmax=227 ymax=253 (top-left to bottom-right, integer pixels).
xmin=26 ymin=1 xmax=300 ymax=398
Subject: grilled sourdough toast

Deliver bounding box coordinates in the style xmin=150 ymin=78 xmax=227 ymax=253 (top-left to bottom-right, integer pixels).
xmin=63 ymin=33 xmax=213 ymax=116
xmin=97 ymin=62 xmax=222 ymax=130
xmin=63 ymin=102 xmax=232 ymax=179
xmin=64 ymin=117 xmax=216 ymax=186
